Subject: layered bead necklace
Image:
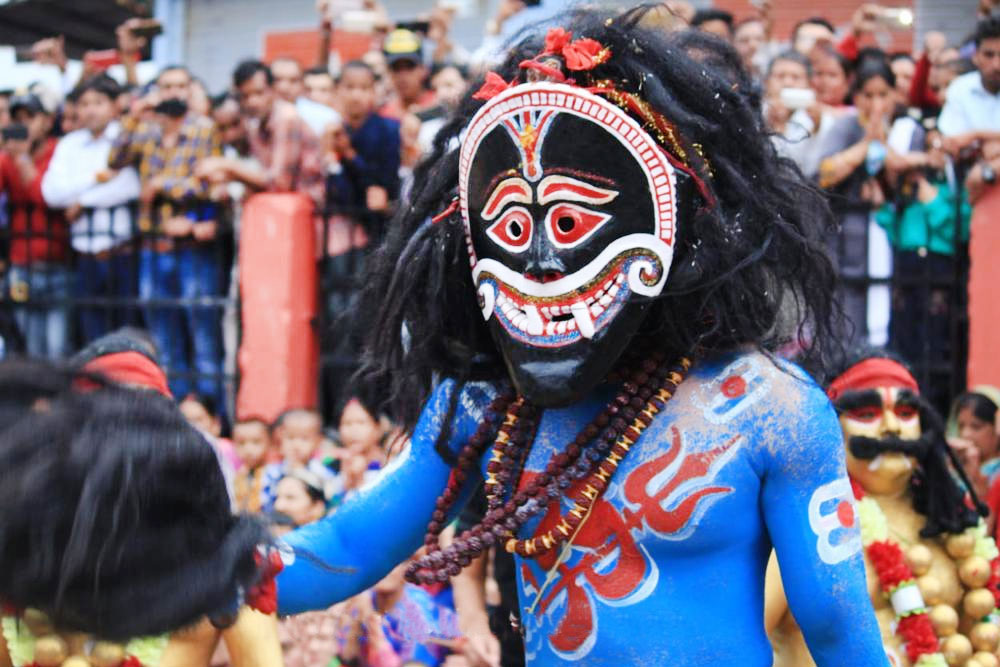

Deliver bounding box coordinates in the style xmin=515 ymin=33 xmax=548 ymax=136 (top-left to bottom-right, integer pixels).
xmin=406 ymin=352 xmax=692 ymax=585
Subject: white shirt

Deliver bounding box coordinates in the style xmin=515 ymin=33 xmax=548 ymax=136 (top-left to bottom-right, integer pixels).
xmin=938 ymin=71 xmax=1000 ymax=136
xmin=41 ymin=121 xmax=141 ymax=254
xmin=771 ymin=107 xmax=837 ymax=180
xmin=296 ymin=96 xmax=342 ymax=137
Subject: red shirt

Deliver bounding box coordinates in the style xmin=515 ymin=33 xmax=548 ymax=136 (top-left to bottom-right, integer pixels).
xmin=0 ymin=138 xmax=68 ymax=264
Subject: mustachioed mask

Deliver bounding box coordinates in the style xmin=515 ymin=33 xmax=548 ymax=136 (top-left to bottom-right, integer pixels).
xmin=458 ymin=82 xmax=678 ymax=405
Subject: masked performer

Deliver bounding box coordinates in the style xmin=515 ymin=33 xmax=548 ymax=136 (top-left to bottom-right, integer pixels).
xmin=0 ymin=9 xmax=884 ymax=666
xmin=274 ymin=11 xmax=887 ymax=665
xmin=768 ymin=349 xmax=999 ymax=667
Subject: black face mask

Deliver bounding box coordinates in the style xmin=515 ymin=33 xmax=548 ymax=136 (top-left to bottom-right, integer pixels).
xmin=459 ymin=83 xmax=680 ymax=406
xmin=154 ymin=97 xmax=189 ymax=119
xmin=848 ymin=432 xmax=934 ymax=461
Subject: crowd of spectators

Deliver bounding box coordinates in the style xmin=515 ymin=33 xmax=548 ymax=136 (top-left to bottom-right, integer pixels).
xmin=1 ymin=1 xmax=1000 ymax=665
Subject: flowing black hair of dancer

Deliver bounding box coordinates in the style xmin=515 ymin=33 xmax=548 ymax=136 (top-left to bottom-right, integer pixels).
xmin=356 ymin=5 xmax=842 ymax=440
xmin=829 ymin=346 xmax=987 ymax=538
xmin=0 ymin=358 xmax=271 ymax=640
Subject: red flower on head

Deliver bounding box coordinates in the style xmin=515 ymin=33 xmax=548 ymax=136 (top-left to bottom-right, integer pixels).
xmin=473 ymin=71 xmax=512 ymax=101
xmin=543 ymin=27 xmax=573 ymax=55
xmin=563 ymin=38 xmax=611 ymax=71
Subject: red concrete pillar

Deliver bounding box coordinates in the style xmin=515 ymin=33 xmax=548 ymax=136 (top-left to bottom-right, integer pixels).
xmin=236 ymin=193 xmax=318 ymax=421
xmin=968 ymin=186 xmax=1000 ymax=387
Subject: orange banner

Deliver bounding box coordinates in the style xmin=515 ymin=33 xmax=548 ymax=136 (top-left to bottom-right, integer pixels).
xmin=968 ymin=185 xmax=1000 ymax=388
xmin=236 ymin=193 xmax=318 ymax=422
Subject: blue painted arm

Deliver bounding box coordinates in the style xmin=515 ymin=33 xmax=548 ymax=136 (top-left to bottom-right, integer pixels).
xmin=758 ymin=375 xmax=887 ymax=666
xmin=276 ymin=380 xmax=495 ymax=615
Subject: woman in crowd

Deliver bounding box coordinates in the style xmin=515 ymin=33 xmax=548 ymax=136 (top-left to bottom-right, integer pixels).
xmin=809 ymin=43 xmax=853 ymax=111
xmin=948 ymin=388 xmax=1000 ymax=525
xmin=817 ymin=57 xmax=911 ymax=346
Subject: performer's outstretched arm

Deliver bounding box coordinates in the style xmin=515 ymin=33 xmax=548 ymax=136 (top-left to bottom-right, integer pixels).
xmin=758 ymin=377 xmax=887 ymax=666
xmin=276 ymin=380 xmax=495 ymax=614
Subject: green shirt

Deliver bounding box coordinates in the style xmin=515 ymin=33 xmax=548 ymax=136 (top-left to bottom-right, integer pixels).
xmin=875 ymin=179 xmax=971 ymax=256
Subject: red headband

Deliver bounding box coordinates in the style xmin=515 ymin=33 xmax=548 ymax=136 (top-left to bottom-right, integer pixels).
xmin=827 ymin=358 xmax=918 ymax=402
xmin=81 ymin=351 xmax=173 ymax=398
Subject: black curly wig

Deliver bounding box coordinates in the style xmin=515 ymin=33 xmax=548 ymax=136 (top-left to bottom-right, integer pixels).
xmin=0 ymin=358 xmax=269 ymax=640
xmin=357 ymin=6 xmax=841 ymax=431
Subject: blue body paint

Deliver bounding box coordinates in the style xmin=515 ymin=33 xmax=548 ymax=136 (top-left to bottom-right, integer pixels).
xmin=277 ymin=351 xmax=887 ymax=666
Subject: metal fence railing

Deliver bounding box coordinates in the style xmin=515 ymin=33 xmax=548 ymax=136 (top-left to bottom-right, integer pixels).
xmin=0 ymin=198 xmax=239 ymax=416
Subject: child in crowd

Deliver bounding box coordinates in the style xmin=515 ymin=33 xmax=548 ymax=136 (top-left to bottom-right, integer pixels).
xmin=273 ymin=470 xmax=329 ymax=527
xmin=232 ymin=416 xmax=272 ymax=513
xmin=179 ymin=392 xmax=240 ymax=471
xmin=261 ymin=408 xmax=336 ymax=512
xmin=337 ymin=558 xmax=460 ymax=667
xmin=274 ymin=470 xmax=340 ymax=667
xmin=339 ymin=395 xmax=386 ymax=467
xmin=328 ymin=395 xmax=386 ymax=507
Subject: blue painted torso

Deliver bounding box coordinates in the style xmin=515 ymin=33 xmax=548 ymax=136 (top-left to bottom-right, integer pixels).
xmin=277 ymin=351 xmax=887 ymax=666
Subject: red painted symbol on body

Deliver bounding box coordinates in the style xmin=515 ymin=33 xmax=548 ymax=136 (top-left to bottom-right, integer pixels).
xmin=837 ymin=500 xmax=855 ymax=528
xmin=721 ymin=375 xmax=747 ymax=398
xmin=520 ymin=427 xmax=739 ymax=657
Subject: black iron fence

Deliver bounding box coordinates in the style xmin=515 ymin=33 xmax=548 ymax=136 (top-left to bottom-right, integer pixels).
xmin=0 ymin=199 xmax=239 ymax=417
xmin=829 ymin=158 xmax=971 ymax=415
xmin=0 ymin=172 xmax=975 ymax=421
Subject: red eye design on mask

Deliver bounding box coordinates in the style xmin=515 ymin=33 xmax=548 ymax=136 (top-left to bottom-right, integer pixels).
xmin=545 ymin=203 xmax=612 ymax=248
xmin=486 ymin=206 xmax=533 ymax=253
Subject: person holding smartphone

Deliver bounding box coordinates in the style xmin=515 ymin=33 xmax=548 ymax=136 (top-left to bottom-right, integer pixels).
xmin=0 ymin=94 xmax=70 ymax=360
xmin=764 ymin=51 xmax=832 ymax=180
xmin=107 ymin=65 xmax=225 ymax=403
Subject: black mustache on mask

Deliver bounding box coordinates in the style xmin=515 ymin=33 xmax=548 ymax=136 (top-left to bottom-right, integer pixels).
xmin=153 ymin=98 xmax=188 ymax=118
xmin=848 ymin=432 xmax=934 ymax=461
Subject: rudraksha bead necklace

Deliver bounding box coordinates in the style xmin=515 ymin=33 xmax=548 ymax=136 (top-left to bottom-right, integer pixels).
xmin=405 ymin=353 xmax=692 ymax=585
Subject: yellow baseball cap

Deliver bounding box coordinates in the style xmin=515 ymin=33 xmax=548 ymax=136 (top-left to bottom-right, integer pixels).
xmin=383 ymin=28 xmax=423 ymax=65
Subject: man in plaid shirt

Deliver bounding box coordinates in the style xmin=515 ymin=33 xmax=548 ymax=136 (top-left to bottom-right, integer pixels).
xmin=109 ymin=65 xmax=226 ymax=404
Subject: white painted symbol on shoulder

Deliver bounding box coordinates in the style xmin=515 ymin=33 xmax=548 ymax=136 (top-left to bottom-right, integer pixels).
xmin=808 ymin=477 xmax=862 ymax=565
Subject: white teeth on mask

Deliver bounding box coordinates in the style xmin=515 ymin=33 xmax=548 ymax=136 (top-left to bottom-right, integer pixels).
xmin=523 ymin=304 xmax=545 ymax=336
xmin=598 ymin=294 xmax=613 ymax=307
xmin=556 ymin=320 xmax=568 ymax=334
xmin=589 ymin=303 xmax=605 ymax=318
xmin=570 ymin=301 xmax=596 ymax=339
xmin=545 ymin=321 xmax=558 ymax=335
xmin=479 ymin=284 xmax=496 ymax=321
xmin=540 ymin=306 xmax=552 ymax=318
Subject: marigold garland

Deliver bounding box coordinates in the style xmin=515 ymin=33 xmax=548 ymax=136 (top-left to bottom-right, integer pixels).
xmin=853 ymin=483 xmax=943 ymax=664
xmin=1 ymin=616 xmax=167 ymax=667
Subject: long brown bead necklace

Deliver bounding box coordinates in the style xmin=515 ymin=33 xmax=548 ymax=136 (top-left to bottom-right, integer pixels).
xmin=405 ymin=352 xmax=692 ymax=585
